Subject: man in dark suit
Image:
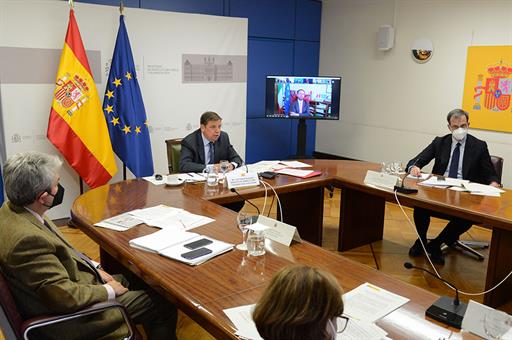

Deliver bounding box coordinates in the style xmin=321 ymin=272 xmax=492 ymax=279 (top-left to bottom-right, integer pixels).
xmin=0 ymin=151 xmax=177 ymax=339
xmin=179 ymin=111 xmax=243 ymax=173
xmin=406 ymin=109 xmax=500 ymax=265
xmin=289 ymin=89 xmax=311 ymax=117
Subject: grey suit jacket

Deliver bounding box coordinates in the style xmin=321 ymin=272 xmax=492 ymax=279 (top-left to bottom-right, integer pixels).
xmin=179 ymin=129 xmax=243 ymax=173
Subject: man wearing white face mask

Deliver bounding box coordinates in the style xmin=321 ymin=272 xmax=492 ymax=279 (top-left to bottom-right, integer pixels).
xmin=406 ymin=109 xmax=500 ymax=265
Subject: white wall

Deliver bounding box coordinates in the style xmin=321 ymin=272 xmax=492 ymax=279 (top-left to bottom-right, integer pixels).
xmin=318 ymin=0 xmax=512 ymax=185
xmin=0 ymin=0 xmax=247 ymax=218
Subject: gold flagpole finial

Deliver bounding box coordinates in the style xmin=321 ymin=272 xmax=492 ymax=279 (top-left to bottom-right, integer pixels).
xmin=120 ymin=0 xmax=124 ymax=15
xmin=68 ymin=0 xmax=74 ymax=8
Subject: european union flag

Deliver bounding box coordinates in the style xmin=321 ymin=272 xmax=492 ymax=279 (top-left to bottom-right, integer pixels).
xmin=102 ymin=15 xmax=154 ymax=178
xmin=283 ymin=80 xmax=291 ymax=114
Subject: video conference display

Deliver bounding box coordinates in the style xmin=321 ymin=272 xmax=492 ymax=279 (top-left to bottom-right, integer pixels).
xmin=265 ymin=76 xmax=341 ymax=120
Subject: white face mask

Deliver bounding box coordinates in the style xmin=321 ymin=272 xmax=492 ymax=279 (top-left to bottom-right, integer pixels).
xmin=452 ymin=127 xmax=467 ymax=141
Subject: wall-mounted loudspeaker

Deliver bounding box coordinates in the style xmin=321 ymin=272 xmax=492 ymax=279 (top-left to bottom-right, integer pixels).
xmin=377 ymin=25 xmax=394 ymax=51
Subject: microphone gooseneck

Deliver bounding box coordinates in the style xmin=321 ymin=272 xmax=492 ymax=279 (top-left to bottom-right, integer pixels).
xmin=230 ymin=188 xmax=261 ymax=215
xmin=403 ymin=262 xmax=460 ymax=305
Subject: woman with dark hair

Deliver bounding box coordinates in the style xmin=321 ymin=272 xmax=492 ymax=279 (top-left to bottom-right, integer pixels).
xmin=253 ymin=265 xmax=345 ymax=340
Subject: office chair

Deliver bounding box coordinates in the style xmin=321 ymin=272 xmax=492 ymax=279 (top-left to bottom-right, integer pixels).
xmin=443 ymin=155 xmax=503 ymax=261
xmin=165 ymin=138 xmax=182 ymax=174
xmin=0 ymin=269 xmax=141 ymax=340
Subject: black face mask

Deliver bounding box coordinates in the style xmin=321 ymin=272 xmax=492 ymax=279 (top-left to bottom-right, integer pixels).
xmin=44 ymin=183 xmax=65 ymax=208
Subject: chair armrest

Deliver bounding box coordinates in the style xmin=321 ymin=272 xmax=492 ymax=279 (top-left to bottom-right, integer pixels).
xmin=21 ymin=301 xmax=136 ymax=340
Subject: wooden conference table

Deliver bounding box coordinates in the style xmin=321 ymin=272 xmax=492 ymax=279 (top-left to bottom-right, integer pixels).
xmin=70 ymin=159 xmax=509 ymax=338
xmin=180 ymin=159 xmax=512 ymax=309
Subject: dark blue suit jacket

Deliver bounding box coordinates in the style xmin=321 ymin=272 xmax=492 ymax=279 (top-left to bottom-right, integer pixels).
xmin=406 ymin=134 xmax=498 ymax=184
xmin=179 ymin=129 xmax=243 ymax=173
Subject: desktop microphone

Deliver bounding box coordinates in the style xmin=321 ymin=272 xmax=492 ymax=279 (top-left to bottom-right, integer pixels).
xmin=394 ymin=158 xmax=419 ymax=194
xmin=404 ymin=262 xmax=467 ymax=328
xmin=230 ymin=188 xmax=261 ymax=216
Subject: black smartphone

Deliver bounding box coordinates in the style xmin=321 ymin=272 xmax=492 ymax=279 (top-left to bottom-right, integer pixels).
xmin=183 ymin=238 xmax=213 ymax=250
xmin=155 ymin=174 xmax=163 ymax=181
xmin=181 ymin=247 xmax=212 ymax=260
xmin=260 ymin=171 xmax=277 ymax=179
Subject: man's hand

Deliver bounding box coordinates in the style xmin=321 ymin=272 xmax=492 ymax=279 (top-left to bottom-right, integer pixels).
xmin=98 ymin=268 xmax=114 ymax=283
xmin=106 ymin=280 xmax=128 ymax=296
xmin=213 ymin=163 xmax=235 ymax=172
xmin=410 ymin=166 xmax=421 ymax=177
xmin=490 ymin=181 xmax=501 ymax=188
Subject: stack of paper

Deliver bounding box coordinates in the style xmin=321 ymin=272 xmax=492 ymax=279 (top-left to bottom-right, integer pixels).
xmin=94 ymin=212 xmax=143 ymax=231
xmin=462 ymin=182 xmax=505 ymax=197
xmin=418 ymin=177 xmax=468 ymax=188
xmin=129 ymin=205 xmax=214 ymax=232
xmin=130 ymin=230 xmax=233 ymax=266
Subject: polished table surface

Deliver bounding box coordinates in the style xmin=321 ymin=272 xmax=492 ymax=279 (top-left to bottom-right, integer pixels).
xmin=71 ymin=173 xmax=483 ymax=339
xmin=181 ymin=159 xmax=512 ymax=309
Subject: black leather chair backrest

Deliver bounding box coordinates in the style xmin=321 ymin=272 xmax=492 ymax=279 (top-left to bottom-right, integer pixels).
xmin=490 ymin=155 xmax=504 ymax=183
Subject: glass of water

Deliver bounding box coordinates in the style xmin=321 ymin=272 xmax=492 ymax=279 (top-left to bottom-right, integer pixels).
xmin=236 ymin=212 xmax=252 ymax=250
xmin=484 ymin=310 xmax=512 ymax=339
xmin=206 ymin=167 xmax=218 ymax=187
xmin=246 ymin=228 xmax=266 ymax=256
xmin=220 ymin=160 xmax=229 ymax=182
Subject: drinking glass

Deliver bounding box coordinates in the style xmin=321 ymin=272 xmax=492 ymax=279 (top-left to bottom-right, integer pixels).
xmin=236 ymin=212 xmax=252 ymax=250
xmin=246 ymin=229 xmax=266 ymax=256
xmin=206 ymin=167 xmax=218 ymax=187
xmin=220 ymin=160 xmax=229 ymax=183
xmin=484 ymin=310 xmax=512 ymax=339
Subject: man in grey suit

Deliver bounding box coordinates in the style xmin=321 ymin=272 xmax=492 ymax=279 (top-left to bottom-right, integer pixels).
xmin=0 ymin=152 xmax=177 ymax=339
xmin=179 ymin=111 xmax=244 ymax=173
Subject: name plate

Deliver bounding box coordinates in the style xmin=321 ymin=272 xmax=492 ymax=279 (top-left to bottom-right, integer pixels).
xmin=256 ymin=215 xmax=302 ymax=247
xmin=364 ymin=170 xmax=398 ymax=190
xmin=226 ymin=171 xmax=260 ymax=189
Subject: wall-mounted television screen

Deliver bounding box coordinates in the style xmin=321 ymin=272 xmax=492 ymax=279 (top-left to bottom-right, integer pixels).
xmin=265 ymin=76 xmax=341 ymax=119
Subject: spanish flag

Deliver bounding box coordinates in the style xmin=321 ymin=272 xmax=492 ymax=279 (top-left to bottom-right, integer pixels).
xmin=48 ymin=9 xmax=117 ymax=188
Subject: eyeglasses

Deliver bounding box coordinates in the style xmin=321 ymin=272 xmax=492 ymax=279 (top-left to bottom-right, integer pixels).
xmin=336 ymin=316 xmax=349 ymax=333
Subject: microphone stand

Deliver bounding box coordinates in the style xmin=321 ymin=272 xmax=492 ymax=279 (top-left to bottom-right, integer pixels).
xmin=230 ymin=188 xmax=260 ymax=223
xmin=394 ymin=159 xmax=419 ymax=194
xmin=404 ymin=262 xmax=467 ymax=328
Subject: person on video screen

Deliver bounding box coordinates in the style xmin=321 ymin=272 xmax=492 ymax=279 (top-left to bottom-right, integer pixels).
xmin=289 ymin=89 xmax=311 ymax=117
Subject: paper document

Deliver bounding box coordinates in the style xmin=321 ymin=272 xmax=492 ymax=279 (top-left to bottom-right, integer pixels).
xmin=275 ymin=168 xmax=321 ymax=178
xmin=143 ymin=175 xmax=166 ymax=185
xmin=278 ymin=160 xmax=312 ymax=168
xmin=343 ymin=283 xmax=409 ymax=323
xmin=223 ymin=304 xmax=263 ymax=340
xmin=462 ymin=300 xmax=512 ymax=339
xmin=159 ymin=236 xmax=233 ymax=265
xmin=462 ymin=182 xmax=504 ymax=196
xmin=337 ymin=318 xmax=387 ymax=340
xmin=419 ymin=177 xmax=468 ymax=187
xmin=129 ymin=230 xmax=199 ymax=253
xmin=406 ymin=173 xmax=430 ymax=180
xmin=95 ymin=212 xmax=143 ymax=231
xmin=178 ymin=172 xmax=206 ymax=182
xmin=128 ymin=205 xmax=214 ymax=231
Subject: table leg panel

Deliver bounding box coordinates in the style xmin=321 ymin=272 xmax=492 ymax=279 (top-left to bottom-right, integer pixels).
xmin=277 ymin=186 xmax=324 ymax=245
xmin=338 ymin=187 xmax=385 ymax=251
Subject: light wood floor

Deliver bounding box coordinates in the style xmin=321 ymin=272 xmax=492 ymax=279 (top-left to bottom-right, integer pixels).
xmin=0 ymin=188 xmax=492 ymax=339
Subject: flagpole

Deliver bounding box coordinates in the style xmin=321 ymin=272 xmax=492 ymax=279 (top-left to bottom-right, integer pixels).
xmin=79 ymin=177 xmax=83 ymax=195
xmin=123 ymin=164 xmax=127 ymax=180
xmin=68 ymin=0 xmax=74 ymax=8
xmin=119 ymin=0 xmax=124 ymax=15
